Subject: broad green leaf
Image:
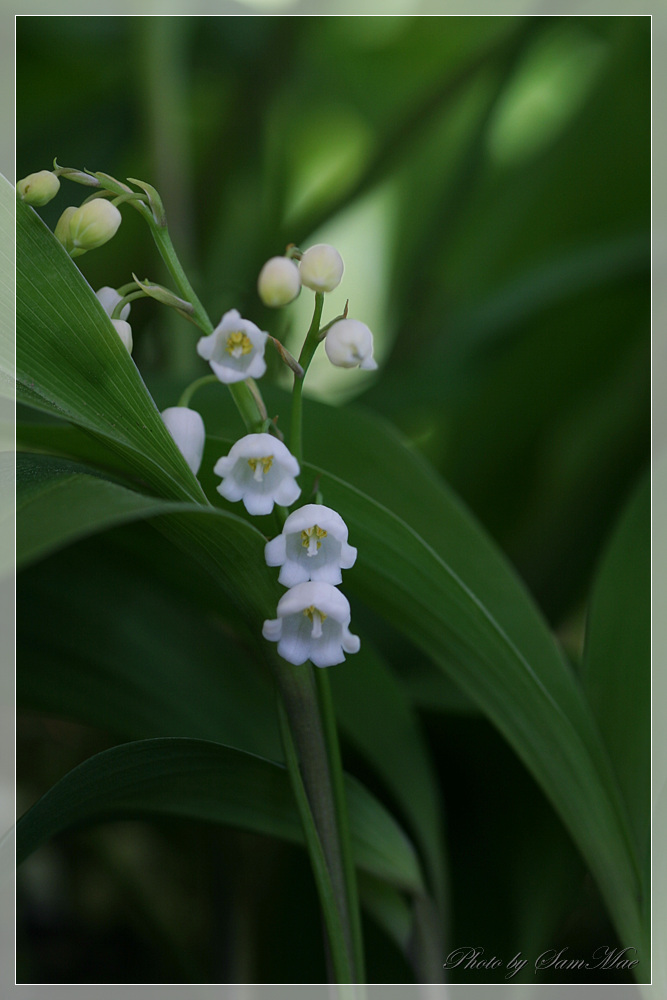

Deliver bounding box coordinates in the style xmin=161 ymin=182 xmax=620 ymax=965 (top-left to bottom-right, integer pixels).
xmin=16 ymin=195 xmax=206 ymax=503
xmin=16 ymin=451 xmax=196 ymax=569
xmin=582 ymin=471 xmax=650 ymax=863
xmin=15 ymin=737 xmax=424 ymax=895
xmin=17 ymin=528 xmax=282 ymax=761
xmin=331 ymin=648 xmax=446 ymax=910
xmin=301 ymin=446 xmax=644 ymax=953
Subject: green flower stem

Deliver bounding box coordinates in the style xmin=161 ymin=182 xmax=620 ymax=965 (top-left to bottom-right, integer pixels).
xmin=178 ymin=374 xmax=220 ymax=409
xmin=276 ymin=692 xmax=354 ymax=987
xmin=145 ymin=216 xmax=265 ymax=433
xmin=111 ymin=290 xmax=148 ymax=320
xmin=290 ymin=292 xmax=324 ymax=463
xmin=274 ymin=660 xmax=361 ymax=987
xmin=314 ymin=668 xmax=365 ymax=983
xmin=278 ymin=290 xmax=366 ymax=987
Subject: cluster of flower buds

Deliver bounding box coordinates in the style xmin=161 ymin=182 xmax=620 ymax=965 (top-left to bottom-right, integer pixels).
xmin=257 ymin=243 xmax=377 ymax=373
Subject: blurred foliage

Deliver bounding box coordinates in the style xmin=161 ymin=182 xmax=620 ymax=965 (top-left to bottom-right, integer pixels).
xmin=16 ymin=14 xmax=649 ymax=985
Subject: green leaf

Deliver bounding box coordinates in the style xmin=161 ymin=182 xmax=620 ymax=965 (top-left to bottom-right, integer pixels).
xmin=582 ymin=471 xmax=650 ymax=863
xmin=290 ymin=395 xmax=645 ymax=955
xmin=17 ymin=527 xmax=283 ymax=760
xmin=15 ymin=737 xmax=424 ymax=895
xmin=331 ymin=645 xmax=447 ymax=911
xmin=0 ymin=176 xmax=14 ymax=395
xmin=15 ymin=195 xmax=205 ymax=502
xmin=16 ymin=451 xmax=196 ymax=569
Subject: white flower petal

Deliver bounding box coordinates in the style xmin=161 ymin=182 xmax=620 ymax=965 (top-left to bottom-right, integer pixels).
xmin=264 ymin=535 xmax=287 ymax=567
xmin=262 ymin=618 xmax=283 ymax=642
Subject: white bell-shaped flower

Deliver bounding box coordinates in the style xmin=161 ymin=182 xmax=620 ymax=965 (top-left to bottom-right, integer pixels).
xmin=197 ymin=309 xmax=268 ymax=384
xmin=111 ymin=319 xmax=133 ymax=354
xmin=96 ymin=286 xmax=131 ymax=322
xmin=258 ymin=256 xmax=301 ymax=307
xmin=325 ymin=318 xmax=378 ymax=371
xmin=161 ymin=407 xmax=206 ymax=475
xmin=214 ymin=433 xmax=300 ymax=516
xmin=299 ymin=244 xmax=344 ymax=293
xmin=262 ymin=581 xmax=360 ymax=668
xmin=265 ymin=503 xmax=357 ymax=587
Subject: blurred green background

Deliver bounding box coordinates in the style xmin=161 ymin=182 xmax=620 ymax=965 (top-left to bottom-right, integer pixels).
xmin=16 ymin=15 xmax=650 ymax=984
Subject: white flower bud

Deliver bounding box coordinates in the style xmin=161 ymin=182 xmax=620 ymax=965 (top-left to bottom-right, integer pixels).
xmin=16 ymin=170 xmax=60 ymax=206
xmin=324 ymin=319 xmax=377 ymax=371
xmin=111 ymin=319 xmax=133 ymax=354
xmin=161 ymin=407 xmax=206 ymax=476
xmin=67 ymin=199 xmax=122 ymax=253
xmin=257 ymin=256 xmax=302 ymax=307
xmin=96 ymin=286 xmax=131 ymax=322
xmin=299 ymin=244 xmax=344 ymax=293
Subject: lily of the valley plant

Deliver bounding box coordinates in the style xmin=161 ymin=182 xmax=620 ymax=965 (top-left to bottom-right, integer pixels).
xmin=17 ymin=162 xmax=380 ymax=988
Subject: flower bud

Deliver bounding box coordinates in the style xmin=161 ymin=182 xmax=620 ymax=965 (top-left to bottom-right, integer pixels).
xmin=257 ymin=256 xmax=302 ymax=307
xmin=54 ymin=206 xmax=77 ymax=251
xmin=325 ymin=318 xmax=377 ymax=371
xmin=96 ymin=286 xmax=131 ymax=322
xmin=161 ymin=407 xmax=206 ymax=475
xmin=16 ymin=170 xmax=60 ymax=206
xmin=299 ymin=244 xmax=344 ymax=293
xmin=67 ymin=199 xmax=122 ymax=254
xmin=111 ymin=319 xmax=133 ymax=354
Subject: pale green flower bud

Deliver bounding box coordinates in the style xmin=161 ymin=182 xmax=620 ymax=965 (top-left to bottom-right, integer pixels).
xmin=299 ymin=244 xmax=344 ymax=293
xmin=16 ymin=170 xmax=60 ymax=206
xmin=67 ymin=199 xmax=122 ymax=254
xmin=257 ymin=256 xmax=301 ymax=307
xmin=54 ymin=206 xmax=77 ymax=252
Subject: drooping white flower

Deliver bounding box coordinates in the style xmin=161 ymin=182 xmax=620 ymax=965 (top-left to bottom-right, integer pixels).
xmin=161 ymin=407 xmax=206 ymax=475
xmin=197 ymin=309 xmax=268 ymax=384
xmin=213 ymin=433 xmax=300 ymax=516
xmin=265 ymin=504 xmax=357 ymax=587
xmin=96 ymin=286 xmax=131 ymax=322
xmin=111 ymin=319 xmax=133 ymax=354
xmin=299 ymin=244 xmax=344 ymax=293
xmin=257 ymin=256 xmax=301 ymax=307
xmin=262 ymin=581 xmax=360 ymax=668
xmin=325 ymin=318 xmax=378 ymax=371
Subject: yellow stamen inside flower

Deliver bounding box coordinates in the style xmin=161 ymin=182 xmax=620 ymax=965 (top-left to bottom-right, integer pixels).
xmin=303 ymin=605 xmax=327 ymax=639
xmin=226 ymin=331 xmax=253 ymax=358
xmin=301 ymin=525 xmax=327 ymax=557
xmin=248 ymin=455 xmax=273 ymax=482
